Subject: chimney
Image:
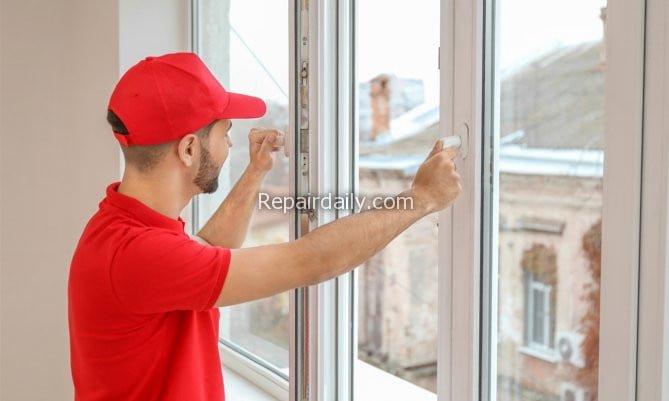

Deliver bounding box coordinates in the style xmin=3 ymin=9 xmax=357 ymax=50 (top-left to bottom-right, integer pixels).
xmin=370 ymin=74 xmax=391 ymax=141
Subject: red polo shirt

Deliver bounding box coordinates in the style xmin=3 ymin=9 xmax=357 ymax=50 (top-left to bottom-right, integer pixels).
xmin=68 ymin=182 xmax=231 ymax=401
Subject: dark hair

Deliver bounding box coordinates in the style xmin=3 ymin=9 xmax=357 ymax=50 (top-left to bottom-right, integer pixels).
xmin=106 ymin=110 xmax=215 ymax=173
xmin=107 ymin=110 xmax=129 ymax=135
xmin=107 ymin=110 xmax=171 ymax=172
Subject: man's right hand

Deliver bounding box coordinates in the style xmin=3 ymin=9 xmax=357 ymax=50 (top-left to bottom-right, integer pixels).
xmin=409 ymin=139 xmax=462 ymax=214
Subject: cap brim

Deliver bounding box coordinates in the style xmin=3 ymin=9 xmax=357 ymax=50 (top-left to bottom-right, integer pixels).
xmin=219 ymin=92 xmax=267 ymax=119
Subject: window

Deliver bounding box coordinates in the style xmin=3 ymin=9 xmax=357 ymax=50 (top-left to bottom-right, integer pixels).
xmin=355 ymin=0 xmax=441 ymax=397
xmin=525 ymin=272 xmax=554 ymax=352
xmin=188 ymin=0 xmax=651 ymax=400
xmin=528 ymin=279 xmax=551 ymax=349
xmin=194 ymin=0 xmax=290 ymax=378
xmin=521 ymin=244 xmax=558 ymax=356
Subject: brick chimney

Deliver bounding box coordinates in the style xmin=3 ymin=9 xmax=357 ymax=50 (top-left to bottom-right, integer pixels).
xmin=370 ymin=74 xmax=391 ymax=141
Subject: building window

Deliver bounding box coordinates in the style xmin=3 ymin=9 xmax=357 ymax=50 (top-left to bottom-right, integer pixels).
xmin=525 ymin=272 xmax=553 ymax=351
xmin=521 ymin=243 xmax=558 ymax=353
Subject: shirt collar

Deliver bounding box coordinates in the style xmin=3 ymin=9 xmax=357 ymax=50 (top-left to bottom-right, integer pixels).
xmin=102 ymin=181 xmax=186 ymax=232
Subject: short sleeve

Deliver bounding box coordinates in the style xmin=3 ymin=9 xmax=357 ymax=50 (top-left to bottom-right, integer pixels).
xmin=110 ymin=229 xmax=231 ymax=314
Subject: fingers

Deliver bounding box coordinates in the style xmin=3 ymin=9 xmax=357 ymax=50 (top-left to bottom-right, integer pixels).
xmin=269 ymin=131 xmax=284 ymax=152
xmin=426 ymin=139 xmax=459 ymax=162
xmin=248 ymin=128 xmax=273 ymax=144
xmin=426 ymin=139 xmax=444 ymax=160
xmin=442 ymin=147 xmax=458 ymax=160
xmin=249 ymin=128 xmax=285 ymax=152
xmin=259 ymin=131 xmax=278 ymax=154
xmin=433 ymin=149 xmax=461 ymax=185
xmin=273 ymin=135 xmax=286 ymax=149
xmin=259 ymin=132 xmax=286 ymax=154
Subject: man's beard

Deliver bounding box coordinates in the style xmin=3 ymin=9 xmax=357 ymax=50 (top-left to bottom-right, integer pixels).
xmin=193 ymin=142 xmax=220 ymax=194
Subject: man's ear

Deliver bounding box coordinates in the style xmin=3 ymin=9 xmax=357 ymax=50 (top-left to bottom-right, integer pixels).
xmin=177 ymin=134 xmax=198 ymax=167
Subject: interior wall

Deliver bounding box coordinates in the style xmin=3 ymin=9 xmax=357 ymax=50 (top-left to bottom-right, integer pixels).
xmin=0 ymin=1 xmax=120 ymax=400
xmin=0 ymin=1 xmax=188 ymax=400
xmin=119 ymin=0 xmax=190 ymax=73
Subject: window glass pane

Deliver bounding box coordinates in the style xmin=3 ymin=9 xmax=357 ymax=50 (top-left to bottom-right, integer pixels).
xmin=531 ymin=288 xmax=545 ymax=345
xmin=490 ymin=0 xmax=606 ymax=400
xmin=197 ymin=0 xmax=290 ymax=375
xmin=355 ymin=0 xmax=440 ymax=397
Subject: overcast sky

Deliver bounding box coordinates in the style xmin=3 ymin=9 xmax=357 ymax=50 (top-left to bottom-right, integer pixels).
xmin=221 ymin=0 xmax=606 ymax=103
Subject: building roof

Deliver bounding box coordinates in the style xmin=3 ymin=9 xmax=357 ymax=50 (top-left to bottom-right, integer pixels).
xmin=360 ymin=41 xmax=605 ymax=178
xmin=500 ymin=42 xmax=604 ymax=150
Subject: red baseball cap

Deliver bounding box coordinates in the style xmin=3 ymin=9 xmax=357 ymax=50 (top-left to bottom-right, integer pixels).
xmin=108 ymin=52 xmax=267 ymax=146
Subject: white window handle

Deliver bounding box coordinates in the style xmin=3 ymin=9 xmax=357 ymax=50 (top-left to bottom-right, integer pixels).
xmin=439 ymin=135 xmax=462 ymax=150
xmin=439 ymin=122 xmax=469 ymax=159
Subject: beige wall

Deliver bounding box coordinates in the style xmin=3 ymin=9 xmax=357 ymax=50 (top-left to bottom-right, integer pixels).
xmin=0 ymin=1 xmax=120 ymax=400
xmin=1 ymin=1 xmax=189 ymax=400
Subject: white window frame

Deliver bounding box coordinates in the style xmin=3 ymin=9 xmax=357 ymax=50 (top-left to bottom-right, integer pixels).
xmin=297 ymin=1 xmax=445 ymax=400
xmin=440 ymin=1 xmax=648 ymax=401
xmin=636 ymin=0 xmax=669 ymax=398
xmin=437 ymin=0 xmax=484 ymax=399
xmin=290 ymin=1 xmax=356 ymax=401
xmin=187 ymin=2 xmax=352 ymax=400
xmin=292 ymin=0 xmax=341 ymax=398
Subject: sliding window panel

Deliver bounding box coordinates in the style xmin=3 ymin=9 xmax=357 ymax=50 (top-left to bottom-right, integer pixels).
xmin=480 ymin=0 xmax=645 ymax=401
xmin=354 ymin=0 xmax=441 ymax=399
xmin=493 ymin=1 xmax=608 ymax=399
xmin=194 ymin=0 xmax=291 ymax=377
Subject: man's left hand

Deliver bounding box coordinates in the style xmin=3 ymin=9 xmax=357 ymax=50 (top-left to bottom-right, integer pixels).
xmin=248 ymin=128 xmax=285 ymax=174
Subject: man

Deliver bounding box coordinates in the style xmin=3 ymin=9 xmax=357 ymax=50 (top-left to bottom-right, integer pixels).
xmin=68 ymin=52 xmax=461 ymax=401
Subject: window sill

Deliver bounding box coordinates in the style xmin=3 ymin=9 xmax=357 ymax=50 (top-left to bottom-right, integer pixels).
xmin=222 ymin=367 xmax=282 ymax=401
xmin=518 ymin=346 xmax=560 ymax=363
xmin=218 ymin=348 xmax=437 ymax=401
xmin=355 ymin=360 xmax=436 ymax=401
xmin=218 ymin=343 xmax=288 ymax=401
